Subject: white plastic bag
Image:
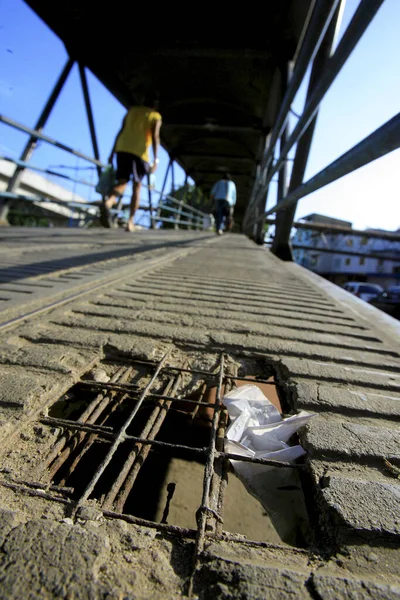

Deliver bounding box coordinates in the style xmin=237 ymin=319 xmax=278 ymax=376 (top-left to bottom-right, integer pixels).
xmin=224 ymin=385 xmax=315 ymax=545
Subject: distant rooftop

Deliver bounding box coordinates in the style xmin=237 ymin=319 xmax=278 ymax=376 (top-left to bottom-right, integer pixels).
xmin=301 ymin=213 xmax=353 ymax=228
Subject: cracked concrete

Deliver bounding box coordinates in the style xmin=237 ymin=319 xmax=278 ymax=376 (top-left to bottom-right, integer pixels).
xmin=0 ymin=231 xmax=398 ymax=598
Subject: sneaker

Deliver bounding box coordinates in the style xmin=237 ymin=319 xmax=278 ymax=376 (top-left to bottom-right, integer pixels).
xmin=218 ymin=229 xmax=224 ymax=235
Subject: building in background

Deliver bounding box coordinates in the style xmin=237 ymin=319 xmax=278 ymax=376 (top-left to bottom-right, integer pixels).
xmin=292 ymin=213 xmax=400 ymax=289
xmin=0 ymin=159 xmax=97 ymax=226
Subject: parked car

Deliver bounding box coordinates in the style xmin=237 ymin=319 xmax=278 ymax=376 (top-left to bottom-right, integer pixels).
xmin=369 ymin=285 xmax=400 ymax=319
xmin=342 ymin=282 xmax=384 ymax=302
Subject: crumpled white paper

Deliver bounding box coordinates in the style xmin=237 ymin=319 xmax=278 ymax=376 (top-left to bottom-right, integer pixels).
xmin=223 ymin=384 xmax=316 ymax=545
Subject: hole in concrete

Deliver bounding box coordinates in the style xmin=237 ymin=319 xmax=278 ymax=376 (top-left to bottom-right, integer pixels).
xmin=5 ymin=353 xmax=310 ymax=547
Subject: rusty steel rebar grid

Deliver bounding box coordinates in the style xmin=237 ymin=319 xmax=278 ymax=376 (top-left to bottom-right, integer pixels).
xmin=194 ymin=355 xmax=225 ymax=548
xmin=41 ymin=357 xmax=302 ymax=504
xmin=103 ymin=366 xmax=186 ymax=511
xmin=0 ymin=351 xmax=307 ymax=592
xmin=46 ymin=366 xmax=134 ymax=480
xmin=75 ymin=353 xmax=170 ymax=507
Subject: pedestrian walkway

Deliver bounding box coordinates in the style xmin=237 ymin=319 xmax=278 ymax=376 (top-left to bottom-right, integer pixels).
xmin=0 ymin=230 xmax=398 ymax=599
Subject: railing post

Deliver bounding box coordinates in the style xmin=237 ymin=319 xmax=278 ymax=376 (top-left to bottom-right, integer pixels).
xmin=147 ymin=173 xmax=155 ymax=229
xmin=0 ymin=57 xmax=75 ymax=224
xmin=155 ymin=158 xmax=171 ymax=225
xmin=192 ymin=187 xmax=198 ymax=230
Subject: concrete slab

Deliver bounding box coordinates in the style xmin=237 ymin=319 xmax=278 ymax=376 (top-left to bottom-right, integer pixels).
xmin=0 ymin=231 xmax=399 ymax=597
xmin=320 ymin=475 xmax=400 ymax=538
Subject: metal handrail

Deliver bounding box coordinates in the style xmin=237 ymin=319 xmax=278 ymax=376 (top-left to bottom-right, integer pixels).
xmin=258 ymin=0 xmax=340 ymax=177
xmin=265 ymin=218 xmax=400 ymax=242
xmin=0 ymin=149 xmax=210 ymax=229
xmin=0 ymin=155 xmax=95 ymax=188
xmin=0 ymin=154 xmax=207 ymax=222
xmin=254 ymin=0 xmax=385 ymax=204
xmin=0 ymin=114 xmax=104 ymax=168
xmin=0 ymin=191 xmax=96 ymax=213
xmin=260 ymin=113 xmax=400 ymax=222
xmin=156 ymin=203 xmax=203 ymax=222
xmin=244 ymin=0 xmax=392 ymax=250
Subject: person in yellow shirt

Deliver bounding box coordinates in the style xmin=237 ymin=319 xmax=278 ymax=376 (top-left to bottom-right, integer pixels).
xmin=101 ymin=93 xmax=162 ymax=231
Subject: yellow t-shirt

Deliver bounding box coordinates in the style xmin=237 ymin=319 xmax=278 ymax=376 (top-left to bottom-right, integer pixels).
xmin=115 ymin=106 xmax=162 ymax=163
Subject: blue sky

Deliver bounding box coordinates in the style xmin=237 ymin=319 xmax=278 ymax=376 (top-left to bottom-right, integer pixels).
xmin=0 ymin=0 xmax=399 ymax=230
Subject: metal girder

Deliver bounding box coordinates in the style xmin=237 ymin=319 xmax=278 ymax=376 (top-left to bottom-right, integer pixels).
xmin=0 ymin=115 xmax=103 ymax=167
xmin=254 ymin=0 xmax=385 ymax=205
xmin=78 ymin=63 xmax=102 ymax=179
xmin=23 ymin=0 xmax=315 ymax=227
xmin=162 ymin=124 xmax=263 ymax=134
xmin=244 ymin=0 xmax=340 ymax=233
xmin=0 ymin=58 xmax=74 ymax=222
xmin=271 ymin=0 xmax=344 ymax=259
xmin=265 ymin=218 xmax=400 ymax=241
xmin=264 ymin=113 xmax=400 ymax=219
xmin=178 ymin=153 xmax=254 ymax=162
xmin=262 ymin=0 xmax=340 ymax=164
xmin=188 ymin=170 xmax=252 ymax=177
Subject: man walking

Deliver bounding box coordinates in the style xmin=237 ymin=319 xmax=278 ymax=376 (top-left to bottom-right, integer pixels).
xmin=210 ymin=173 xmax=237 ymax=235
xmin=101 ymin=93 xmax=162 ymax=231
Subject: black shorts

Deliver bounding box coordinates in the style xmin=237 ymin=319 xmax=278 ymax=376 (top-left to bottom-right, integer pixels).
xmin=116 ymin=151 xmax=150 ymax=183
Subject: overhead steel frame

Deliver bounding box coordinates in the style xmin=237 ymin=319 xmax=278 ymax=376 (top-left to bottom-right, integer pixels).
xmin=0 ymin=115 xmax=206 ymax=230
xmin=0 ymin=58 xmax=74 ymax=223
xmin=0 ymin=58 xmax=102 ymax=223
xmin=78 ymin=63 xmax=102 ymax=180
xmin=272 ymin=1 xmax=342 ymax=260
xmin=243 ymin=0 xmax=400 ymax=258
xmin=243 ymin=0 xmax=342 ymax=241
xmin=265 ymin=217 xmax=400 ymax=242
xmin=0 ymin=63 xmax=200 ymax=230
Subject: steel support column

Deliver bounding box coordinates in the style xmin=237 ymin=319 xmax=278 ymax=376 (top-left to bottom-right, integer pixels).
xmin=272 ymin=1 xmax=344 ymax=260
xmin=78 ymin=63 xmax=101 ymax=179
xmin=0 ymin=57 xmax=74 ymax=223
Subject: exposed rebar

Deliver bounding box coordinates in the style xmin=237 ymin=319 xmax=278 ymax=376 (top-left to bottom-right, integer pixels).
xmin=103 ymin=370 xmax=182 ymax=510
xmin=76 ymin=352 xmax=169 ymax=506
